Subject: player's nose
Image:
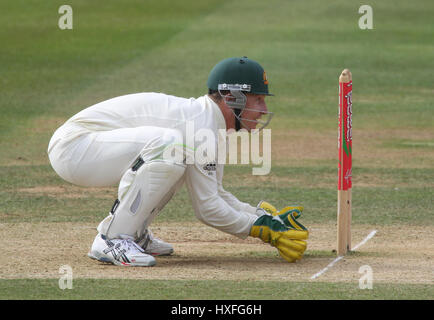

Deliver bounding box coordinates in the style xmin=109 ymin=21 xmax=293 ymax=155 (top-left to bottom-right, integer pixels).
xmin=260 ymin=101 xmax=268 ymax=114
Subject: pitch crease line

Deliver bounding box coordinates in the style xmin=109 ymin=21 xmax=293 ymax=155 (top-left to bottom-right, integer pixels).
xmin=310 ymin=230 xmax=377 ymax=280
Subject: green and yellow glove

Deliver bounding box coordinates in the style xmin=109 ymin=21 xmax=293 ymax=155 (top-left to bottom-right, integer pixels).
xmin=257 ymin=200 xmax=278 ymax=215
xmin=258 ymin=201 xmax=303 ymax=219
xmin=250 ymin=207 xmax=309 ymax=262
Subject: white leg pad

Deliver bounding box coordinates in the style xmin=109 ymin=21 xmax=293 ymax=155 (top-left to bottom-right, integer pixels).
xmin=97 ymin=159 xmax=186 ymax=240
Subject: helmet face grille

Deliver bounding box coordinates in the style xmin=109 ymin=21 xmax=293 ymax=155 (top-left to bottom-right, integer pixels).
xmin=217 ymin=85 xmax=274 ymax=131
xmin=219 ymin=87 xmax=248 ymax=110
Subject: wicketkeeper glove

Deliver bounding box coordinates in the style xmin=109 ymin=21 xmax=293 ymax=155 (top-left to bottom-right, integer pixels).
xmin=258 ymin=201 xmax=303 ymax=219
xmin=257 ymin=200 xmax=278 ymax=215
xmin=250 ymin=207 xmax=309 ymax=263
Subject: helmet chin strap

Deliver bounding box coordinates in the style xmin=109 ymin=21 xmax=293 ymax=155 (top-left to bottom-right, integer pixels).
xmin=234 ymin=109 xmax=242 ymax=131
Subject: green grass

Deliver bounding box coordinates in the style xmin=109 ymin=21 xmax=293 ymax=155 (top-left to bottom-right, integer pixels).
xmin=383 ymin=139 xmax=434 ymax=149
xmin=1 ymin=164 xmax=432 ymax=225
xmin=0 ymin=0 xmax=433 ymax=300
xmin=0 ymin=279 xmax=432 ymax=300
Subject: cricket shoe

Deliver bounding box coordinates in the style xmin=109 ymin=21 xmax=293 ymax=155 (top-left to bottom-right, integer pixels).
xmin=138 ymin=229 xmax=174 ymax=256
xmin=88 ymin=233 xmax=156 ymax=267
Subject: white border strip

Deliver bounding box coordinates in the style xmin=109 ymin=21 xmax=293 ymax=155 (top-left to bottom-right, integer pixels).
xmin=310 ymin=230 xmax=377 ymax=280
xmin=351 ymin=230 xmax=377 ymax=251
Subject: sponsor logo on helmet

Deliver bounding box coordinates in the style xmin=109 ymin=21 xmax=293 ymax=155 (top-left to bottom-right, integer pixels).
xmin=263 ymin=71 xmax=269 ymax=85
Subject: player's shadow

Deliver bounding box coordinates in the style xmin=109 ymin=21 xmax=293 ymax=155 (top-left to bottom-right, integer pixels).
xmin=156 ymin=253 xmax=308 ymax=268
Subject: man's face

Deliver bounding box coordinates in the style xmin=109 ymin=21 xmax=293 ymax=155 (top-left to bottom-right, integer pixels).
xmin=240 ymin=94 xmax=268 ymax=131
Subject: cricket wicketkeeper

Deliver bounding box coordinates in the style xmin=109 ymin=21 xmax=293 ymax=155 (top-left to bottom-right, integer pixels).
xmin=48 ymin=56 xmax=309 ymax=266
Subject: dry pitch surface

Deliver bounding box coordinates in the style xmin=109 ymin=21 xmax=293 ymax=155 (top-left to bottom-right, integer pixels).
xmin=0 ymin=221 xmax=432 ymax=284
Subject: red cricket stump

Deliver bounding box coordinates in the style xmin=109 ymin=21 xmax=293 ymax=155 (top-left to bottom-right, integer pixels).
xmin=337 ymin=69 xmax=352 ymax=256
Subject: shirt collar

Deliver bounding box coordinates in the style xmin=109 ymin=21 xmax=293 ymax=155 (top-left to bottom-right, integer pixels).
xmin=199 ymin=94 xmax=226 ymax=130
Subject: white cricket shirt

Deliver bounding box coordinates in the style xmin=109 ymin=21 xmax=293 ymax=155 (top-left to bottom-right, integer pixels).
xmin=48 ymin=93 xmax=260 ymax=238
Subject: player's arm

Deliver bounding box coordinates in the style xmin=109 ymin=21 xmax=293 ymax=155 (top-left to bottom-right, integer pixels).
xmin=185 ymin=163 xmax=309 ymax=262
xmin=184 ymin=162 xmax=258 ymax=238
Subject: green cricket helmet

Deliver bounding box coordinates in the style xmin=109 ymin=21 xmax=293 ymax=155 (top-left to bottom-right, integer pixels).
xmin=207 ymin=56 xmax=273 ymax=96
xmin=207 ymin=56 xmax=274 ymax=131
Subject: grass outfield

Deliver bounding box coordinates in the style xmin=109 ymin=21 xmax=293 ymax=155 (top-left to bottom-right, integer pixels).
xmin=1 ymin=279 xmax=432 ymax=300
xmin=1 ymin=164 xmax=433 ymax=225
xmin=0 ymin=0 xmax=433 ymax=300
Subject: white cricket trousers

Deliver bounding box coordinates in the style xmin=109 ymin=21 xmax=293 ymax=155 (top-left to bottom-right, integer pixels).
xmin=48 ymin=124 xmax=183 ymax=187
